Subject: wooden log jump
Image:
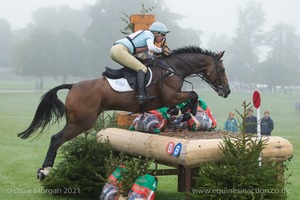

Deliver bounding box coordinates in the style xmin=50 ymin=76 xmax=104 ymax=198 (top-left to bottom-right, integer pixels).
xmin=97 ymin=128 xmax=293 ymax=167
xmin=96 ymin=128 xmax=293 ymax=193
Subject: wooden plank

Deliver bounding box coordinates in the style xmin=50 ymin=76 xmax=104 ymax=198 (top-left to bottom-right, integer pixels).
xmin=130 ymin=14 xmax=155 ymax=24
xmin=133 ymin=23 xmax=152 ymax=32
xmin=130 ymin=14 xmax=155 ymax=32
xmin=150 ymin=168 xmax=179 ymax=176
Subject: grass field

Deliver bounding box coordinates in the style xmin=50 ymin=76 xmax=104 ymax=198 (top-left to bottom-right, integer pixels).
xmin=0 ymin=77 xmax=299 ymax=200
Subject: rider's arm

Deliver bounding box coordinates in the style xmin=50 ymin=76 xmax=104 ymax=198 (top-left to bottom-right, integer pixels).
xmin=146 ymin=39 xmax=162 ymax=53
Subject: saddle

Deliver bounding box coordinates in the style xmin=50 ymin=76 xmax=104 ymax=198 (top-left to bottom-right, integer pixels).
xmin=102 ymin=58 xmax=155 ymax=90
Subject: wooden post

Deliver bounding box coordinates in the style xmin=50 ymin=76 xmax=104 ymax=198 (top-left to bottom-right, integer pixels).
xmin=116 ymin=111 xmax=138 ymax=126
xmin=130 ymin=14 xmax=155 ymax=32
xmin=178 ymin=165 xmax=185 ymax=192
xmin=178 ymin=166 xmax=198 ymax=193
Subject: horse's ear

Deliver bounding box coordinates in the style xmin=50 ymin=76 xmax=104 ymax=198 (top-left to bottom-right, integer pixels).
xmin=217 ymin=51 xmax=225 ymax=60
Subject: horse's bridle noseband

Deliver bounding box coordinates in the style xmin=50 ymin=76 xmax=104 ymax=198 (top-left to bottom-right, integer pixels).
xmin=192 ymin=58 xmax=226 ymax=95
xmin=207 ymin=58 xmax=226 ymax=94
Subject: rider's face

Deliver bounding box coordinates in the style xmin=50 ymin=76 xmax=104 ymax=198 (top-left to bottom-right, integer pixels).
xmin=155 ymin=32 xmax=165 ymax=42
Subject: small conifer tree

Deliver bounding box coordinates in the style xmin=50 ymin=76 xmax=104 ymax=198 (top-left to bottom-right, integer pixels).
xmin=41 ymin=112 xmax=117 ymax=198
xmin=191 ymin=101 xmax=291 ymax=200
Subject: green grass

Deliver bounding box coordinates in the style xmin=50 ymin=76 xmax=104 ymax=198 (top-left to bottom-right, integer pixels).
xmin=0 ymin=79 xmax=299 ymax=199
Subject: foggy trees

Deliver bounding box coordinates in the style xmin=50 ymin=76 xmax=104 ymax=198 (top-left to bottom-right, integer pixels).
xmin=32 ymin=5 xmax=91 ymax=37
xmin=227 ymin=1 xmax=265 ymax=83
xmin=14 ymin=6 xmax=89 ymax=80
xmin=14 ymin=28 xmax=65 ymax=78
xmin=59 ymin=31 xmax=87 ymax=81
xmin=14 ymin=28 xmax=88 ymax=81
xmin=206 ymin=34 xmax=230 ymax=52
xmin=85 ymin=0 xmax=202 ymax=48
xmin=261 ymin=23 xmax=300 ymax=87
xmin=7 ymin=0 xmax=300 ymax=88
xmin=227 ymin=1 xmax=300 ymax=88
xmin=13 ymin=0 xmax=201 ymax=80
xmin=85 ymin=0 xmax=202 ymax=68
xmin=0 ymin=19 xmax=13 ymax=68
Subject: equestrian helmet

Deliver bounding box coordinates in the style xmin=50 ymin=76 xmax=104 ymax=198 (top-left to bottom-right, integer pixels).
xmin=149 ymin=22 xmax=170 ymax=34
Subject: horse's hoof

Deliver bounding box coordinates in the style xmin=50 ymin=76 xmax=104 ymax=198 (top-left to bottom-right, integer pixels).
xmin=36 ymin=167 xmax=52 ymax=181
xmin=37 ymin=168 xmax=45 ymax=181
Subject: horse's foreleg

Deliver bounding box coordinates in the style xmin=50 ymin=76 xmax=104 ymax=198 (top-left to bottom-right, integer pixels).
xmin=168 ymin=91 xmax=199 ymax=115
xmin=181 ymin=98 xmax=198 ymax=116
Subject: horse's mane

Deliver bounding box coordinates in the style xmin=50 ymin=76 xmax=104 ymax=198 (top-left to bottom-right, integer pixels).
xmin=172 ymin=46 xmax=218 ymax=57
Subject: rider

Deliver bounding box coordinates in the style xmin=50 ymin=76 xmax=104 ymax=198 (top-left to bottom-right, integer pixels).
xmin=110 ymin=22 xmax=170 ymax=103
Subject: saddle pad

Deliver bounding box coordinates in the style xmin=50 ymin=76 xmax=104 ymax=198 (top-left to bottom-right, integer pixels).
xmin=104 ymin=68 xmax=153 ymax=92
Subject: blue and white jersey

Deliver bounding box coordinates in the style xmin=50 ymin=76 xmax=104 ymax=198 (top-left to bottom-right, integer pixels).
xmin=115 ymin=30 xmax=154 ymax=54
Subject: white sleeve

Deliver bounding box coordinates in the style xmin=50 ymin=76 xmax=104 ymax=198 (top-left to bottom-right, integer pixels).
xmin=146 ymin=39 xmax=162 ymax=53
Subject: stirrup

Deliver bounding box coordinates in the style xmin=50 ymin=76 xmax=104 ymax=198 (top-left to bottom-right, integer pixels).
xmin=137 ymin=95 xmax=156 ymax=104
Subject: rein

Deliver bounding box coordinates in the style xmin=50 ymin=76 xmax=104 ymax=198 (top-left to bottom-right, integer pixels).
xmin=194 ymin=59 xmax=225 ymax=94
xmin=169 ymin=55 xmax=225 ymax=94
xmin=148 ymin=55 xmax=207 ymax=89
xmin=148 ymin=53 xmax=225 ymax=94
xmin=150 ymin=57 xmax=183 ymax=85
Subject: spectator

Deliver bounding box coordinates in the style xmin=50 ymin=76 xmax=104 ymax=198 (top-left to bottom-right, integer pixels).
xmin=245 ymin=109 xmax=257 ymax=133
xmin=224 ymin=112 xmax=238 ymax=132
xmin=261 ymin=111 xmax=274 ymax=136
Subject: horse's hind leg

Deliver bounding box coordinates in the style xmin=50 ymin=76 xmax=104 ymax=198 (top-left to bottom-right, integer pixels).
xmin=37 ymin=124 xmax=86 ymax=181
xmin=37 ymin=79 xmax=105 ymax=180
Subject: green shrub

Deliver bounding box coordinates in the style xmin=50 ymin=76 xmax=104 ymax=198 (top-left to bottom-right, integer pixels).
xmin=191 ymin=101 xmax=291 ymax=200
xmin=41 ymin=134 xmax=111 ymax=198
xmin=41 ymin=112 xmax=117 ymax=198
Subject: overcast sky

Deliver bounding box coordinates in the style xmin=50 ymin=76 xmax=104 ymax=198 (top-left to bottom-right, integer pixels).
xmin=1 ymin=0 xmax=299 ymax=45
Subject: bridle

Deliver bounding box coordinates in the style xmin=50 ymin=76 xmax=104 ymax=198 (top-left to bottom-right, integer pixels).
xmin=167 ymin=55 xmax=227 ymax=95
xmin=195 ymin=58 xmax=227 ymax=95
xmin=149 ymin=54 xmax=227 ymax=95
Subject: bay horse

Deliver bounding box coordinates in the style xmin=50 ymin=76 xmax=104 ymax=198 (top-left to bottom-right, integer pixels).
xmin=18 ymin=46 xmax=231 ymax=180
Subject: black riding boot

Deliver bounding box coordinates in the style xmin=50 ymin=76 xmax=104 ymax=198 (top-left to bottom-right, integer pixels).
xmin=137 ymin=70 xmax=154 ymax=103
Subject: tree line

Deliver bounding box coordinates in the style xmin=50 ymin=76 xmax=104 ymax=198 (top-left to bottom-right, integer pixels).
xmin=1 ymin=0 xmax=300 ymax=88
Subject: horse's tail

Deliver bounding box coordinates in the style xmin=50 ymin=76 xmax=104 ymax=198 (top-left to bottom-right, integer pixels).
xmin=18 ymin=84 xmax=73 ymax=139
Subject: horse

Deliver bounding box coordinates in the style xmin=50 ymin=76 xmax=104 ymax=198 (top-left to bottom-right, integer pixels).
xmin=18 ymin=46 xmax=231 ymax=180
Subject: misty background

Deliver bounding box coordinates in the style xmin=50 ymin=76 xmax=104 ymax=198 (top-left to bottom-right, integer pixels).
xmin=0 ymin=0 xmax=300 ymax=93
